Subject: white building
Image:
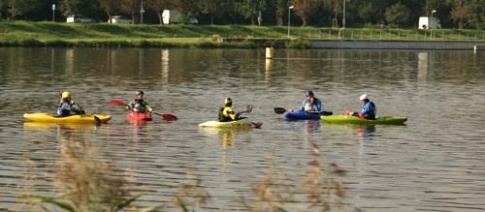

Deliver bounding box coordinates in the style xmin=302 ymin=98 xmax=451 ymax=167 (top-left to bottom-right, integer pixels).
xmin=162 ymin=10 xmax=198 ymax=25
xmin=418 ymin=16 xmax=441 ymax=29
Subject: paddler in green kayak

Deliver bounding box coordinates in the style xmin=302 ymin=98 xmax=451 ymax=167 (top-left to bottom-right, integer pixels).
xmin=345 ymin=94 xmax=376 ymax=120
xmin=125 ymin=90 xmax=153 ymax=113
xmin=57 ymin=91 xmax=85 ymax=117
xmin=218 ymin=97 xmax=253 ymax=122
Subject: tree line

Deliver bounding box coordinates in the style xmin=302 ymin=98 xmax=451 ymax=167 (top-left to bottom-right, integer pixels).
xmin=0 ymin=0 xmax=484 ymax=29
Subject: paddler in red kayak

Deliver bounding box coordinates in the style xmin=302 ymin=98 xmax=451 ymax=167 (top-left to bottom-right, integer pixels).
xmin=218 ymin=97 xmax=252 ymax=122
xmin=125 ymin=90 xmax=153 ymax=113
xmin=57 ymin=91 xmax=85 ymax=116
xmin=345 ymin=94 xmax=376 ymax=120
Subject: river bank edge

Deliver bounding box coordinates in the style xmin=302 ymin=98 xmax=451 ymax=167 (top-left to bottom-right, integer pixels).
xmin=1 ymin=37 xmax=484 ymax=50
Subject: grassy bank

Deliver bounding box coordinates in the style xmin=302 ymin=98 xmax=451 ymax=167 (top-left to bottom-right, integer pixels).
xmin=1 ymin=21 xmax=484 ymax=48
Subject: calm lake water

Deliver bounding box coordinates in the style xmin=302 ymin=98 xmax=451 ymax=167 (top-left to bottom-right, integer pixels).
xmin=1 ymin=47 xmax=485 ymax=211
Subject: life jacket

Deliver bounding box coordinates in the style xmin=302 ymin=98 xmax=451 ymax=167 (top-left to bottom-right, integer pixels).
xmin=218 ymin=107 xmax=232 ymax=122
xmin=57 ymin=100 xmax=84 ymax=116
xmin=361 ymin=101 xmax=376 ymax=120
xmin=132 ymin=99 xmax=148 ymax=112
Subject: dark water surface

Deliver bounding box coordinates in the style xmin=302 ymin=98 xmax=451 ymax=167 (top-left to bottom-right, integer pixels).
xmin=1 ymin=48 xmax=485 ymax=211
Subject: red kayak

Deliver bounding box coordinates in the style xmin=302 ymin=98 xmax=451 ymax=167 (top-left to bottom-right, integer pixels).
xmin=126 ymin=112 xmax=153 ymax=122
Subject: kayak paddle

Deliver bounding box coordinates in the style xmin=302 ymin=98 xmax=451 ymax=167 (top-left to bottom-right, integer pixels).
xmin=109 ymin=99 xmax=178 ymax=121
xmin=88 ymin=114 xmax=102 ymax=126
xmin=154 ymin=112 xmax=178 ymax=121
xmin=274 ymin=107 xmax=287 ymax=114
xmin=274 ymin=107 xmax=333 ymax=116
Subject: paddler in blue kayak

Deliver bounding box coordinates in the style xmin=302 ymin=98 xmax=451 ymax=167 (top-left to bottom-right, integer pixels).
xmin=345 ymin=94 xmax=376 ymax=120
xmin=126 ymin=90 xmax=153 ymax=113
xmin=291 ymin=91 xmax=322 ymax=113
xmin=218 ymin=97 xmax=253 ymax=122
xmin=57 ymin=91 xmax=85 ymax=116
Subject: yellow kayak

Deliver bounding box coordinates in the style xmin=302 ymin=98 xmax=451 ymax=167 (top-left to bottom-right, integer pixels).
xmin=23 ymin=113 xmax=111 ymax=123
xmin=198 ymin=118 xmax=262 ymax=128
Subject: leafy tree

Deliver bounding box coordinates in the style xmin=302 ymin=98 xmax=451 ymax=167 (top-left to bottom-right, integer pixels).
xmin=97 ymin=0 xmax=119 ymax=22
xmin=274 ymin=0 xmax=287 ymax=25
xmin=290 ymin=0 xmax=319 ymax=26
xmin=357 ymin=2 xmax=375 ymax=25
xmin=198 ymin=0 xmax=234 ymax=24
xmin=145 ymin=0 xmax=173 ymax=24
xmin=0 ymin=0 xmax=8 ymax=19
xmin=467 ymin=0 xmax=485 ymax=29
xmin=449 ymin=0 xmax=469 ymax=28
xmin=120 ymin=0 xmax=140 ymax=24
xmin=8 ymin=0 xmax=43 ymax=20
xmin=9 ymin=0 xmax=45 ymax=20
xmin=59 ymin=0 xmax=101 ymax=19
xmin=384 ymin=3 xmax=411 ymax=27
xmin=175 ymin=0 xmax=203 ymax=23
xmin=236 ymin=0 xmax=266 ymax=25
xmin=322 ymin=0 xmax=341 ymax=27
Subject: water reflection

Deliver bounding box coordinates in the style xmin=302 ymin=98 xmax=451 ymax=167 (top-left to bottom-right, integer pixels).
xmin=417 ymin=52 xmax=429 ymax=82
xmin=23 ymin=122 xmax=98 ymax=131
xmin=198 ymin=127 xmax=253 ymax=150
xmin=265 ymin=59 xmax=272 ymax=82
xmin=324 ymin=124 xmax=376 ymax=138
xmin=357 ymin=125 xmax=376 ymax=138
xmin=283 ymin=120 xmax=322 ymax=134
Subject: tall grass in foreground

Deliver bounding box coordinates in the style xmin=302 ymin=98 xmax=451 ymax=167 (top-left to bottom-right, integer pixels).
xmin=19 ymin=128 xmax=350 ymax=211
xmin=239 ymin=140 xmax=348 ymax=211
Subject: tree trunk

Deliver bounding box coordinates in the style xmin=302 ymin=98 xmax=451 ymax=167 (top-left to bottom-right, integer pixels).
xmin=158 ymin=11 xmax=162 ymax=25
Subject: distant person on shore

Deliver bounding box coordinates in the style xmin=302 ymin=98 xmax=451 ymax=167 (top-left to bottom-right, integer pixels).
xmin=126 ymin=90 xmax=152 ymax=113
xmin=57 ymin=91 xmax=85 ymax=116
xmin=345 ymin=94 xmax=376 ymax=120
xmin=218 ymin=97 xmax=252 ymax=122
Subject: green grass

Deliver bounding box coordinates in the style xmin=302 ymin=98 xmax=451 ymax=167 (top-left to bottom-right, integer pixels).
xmin=1 ymin=21 xmax=484 ymax=48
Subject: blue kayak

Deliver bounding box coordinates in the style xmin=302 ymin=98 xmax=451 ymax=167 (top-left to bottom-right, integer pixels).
xmin=284 ymin=111 xmax=332 ymax=120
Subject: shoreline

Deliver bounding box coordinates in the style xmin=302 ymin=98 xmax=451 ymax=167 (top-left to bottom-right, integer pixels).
xmin=1 ymin=38 xmax=483 ymax=50
xmin=310 ymin=40 xmax=485 ymax=50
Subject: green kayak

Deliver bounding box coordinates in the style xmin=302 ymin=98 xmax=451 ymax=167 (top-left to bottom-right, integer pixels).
xmin=321 ymin=115 xmax=407 ymax=125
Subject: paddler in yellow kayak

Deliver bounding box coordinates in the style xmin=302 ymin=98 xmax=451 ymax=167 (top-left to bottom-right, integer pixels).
xmin=218 ymin=97 xmax=253 ymax=122
xmin=57 ymin=91 xmax=85 ymax=117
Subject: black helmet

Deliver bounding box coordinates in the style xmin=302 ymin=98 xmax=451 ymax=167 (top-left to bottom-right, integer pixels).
xmin=305 ymin=90 xmax=314 ymax=97
xmin=136 ymin=90 xmax=144 ymax=95
xmin=224 ymin=97 xmax=232 ymax=105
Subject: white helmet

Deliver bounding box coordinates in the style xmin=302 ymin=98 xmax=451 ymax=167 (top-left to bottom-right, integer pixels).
xmin=359 ymin=94 xmax=368 ymax=101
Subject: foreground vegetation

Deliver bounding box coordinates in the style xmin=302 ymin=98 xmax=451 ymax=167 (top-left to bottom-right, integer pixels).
xmin=20 ymin=129 xmax=348 ymax=211
xmin=1 ymin=21 xmax=484 ymax=48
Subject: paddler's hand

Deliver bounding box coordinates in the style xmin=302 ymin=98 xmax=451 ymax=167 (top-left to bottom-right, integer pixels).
xmin=245 ymin=105 xmax=253 ymax=113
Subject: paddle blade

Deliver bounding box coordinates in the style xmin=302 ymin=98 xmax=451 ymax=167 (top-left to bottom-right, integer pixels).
xmin=109 ymin=100 xmax=126 ymax=106
xmin=251 ymin=121 xmax=263 ymax=128
xmin=162 ymin=114 xmax=178 ymax=121
xmin=274 ymin=107 xmax=287 ymax=114
xmin=93 ymin=115 xmax=101 ymax=126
